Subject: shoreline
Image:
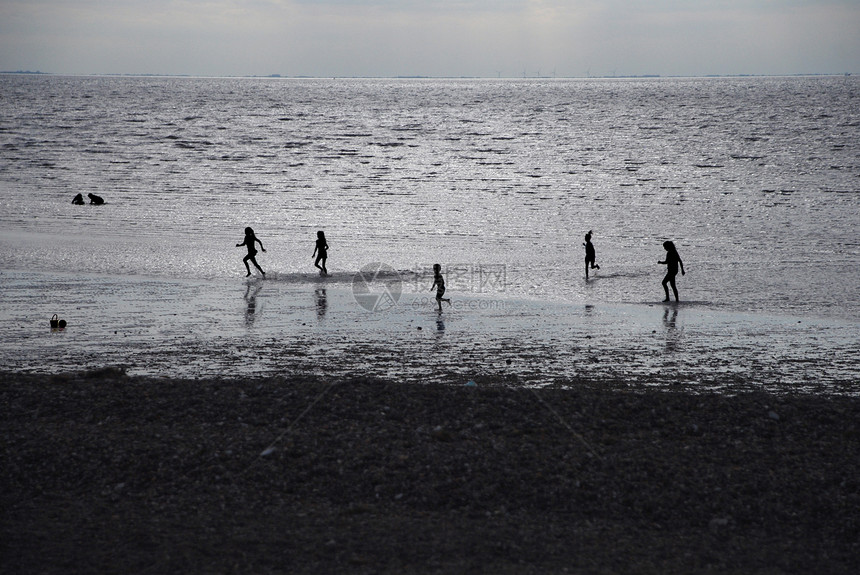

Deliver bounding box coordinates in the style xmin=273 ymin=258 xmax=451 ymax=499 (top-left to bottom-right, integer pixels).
xmin=2 ymin=270 xmax=859 ymax=394
xmin=2 ymin=369 xmax=859 ymax=573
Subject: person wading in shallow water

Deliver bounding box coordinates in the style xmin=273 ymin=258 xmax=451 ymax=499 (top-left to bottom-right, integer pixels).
xmin=584 ymin=230 xmax=600 ymax=279
xmin=658 ymin=240 xmax=685 ymax=302
xmin=312 ymin=230 xmax=329 ymax=276
xmin=430 ymin=263 xmax=451 ymax=312
xmin=237 ymin=227 xmax=266 ymax=277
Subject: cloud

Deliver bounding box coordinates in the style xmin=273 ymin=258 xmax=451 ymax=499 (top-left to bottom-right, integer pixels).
xmin=1 ymin=0 xmax=857 ymax=76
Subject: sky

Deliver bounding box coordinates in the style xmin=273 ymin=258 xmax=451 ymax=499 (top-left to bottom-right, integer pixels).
xmin=1 ymin=0 xmax=858 ymax=77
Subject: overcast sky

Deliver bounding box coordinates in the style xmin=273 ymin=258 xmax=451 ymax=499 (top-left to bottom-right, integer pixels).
xmin=1 ymin=0 xmax=857 ymax=77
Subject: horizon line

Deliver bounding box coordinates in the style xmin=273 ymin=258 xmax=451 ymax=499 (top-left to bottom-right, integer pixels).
xmin=1 ymin=71 xmax=854 ymax=80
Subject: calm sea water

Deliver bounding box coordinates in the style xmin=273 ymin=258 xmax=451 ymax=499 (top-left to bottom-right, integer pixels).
xmin=0 ymin=75 xmax=858 ymax=386
xmin=1 ymin=74 xmax=857 ymax=317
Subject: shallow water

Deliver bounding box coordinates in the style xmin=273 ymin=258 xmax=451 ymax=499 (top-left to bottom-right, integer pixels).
xmin=3 ymin=270 xmax=857 ymax=394
xmin=1 ymin=75 xmax=858 ymax=389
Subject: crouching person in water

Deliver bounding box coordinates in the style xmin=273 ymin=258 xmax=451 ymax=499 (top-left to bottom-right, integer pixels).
xmin=430 ymin=263 xmax=451 ymax=312
xmin=237 ymin=227 xmax=266 ymax=277
xmin=658 ymin=240 xmax=685 ymax=302
xmin=72 ymin=193 xmax=85 ymax=205
xmin=88 ymin=193 xmax=104 ymax=205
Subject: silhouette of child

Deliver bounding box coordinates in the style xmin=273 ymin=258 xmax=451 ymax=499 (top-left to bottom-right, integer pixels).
xmin=658 ymin=240 xmax=685 ymax=302
xmin=430 ymin=264 xmax=451 ymax=311
xmin=584 ymin=230 xmax=600 ymax=279
xmin=88 ymin=193 xmax=104 ymax=205
xmin=237 ymin=227 xmax=266 ymax=277
xmin=312 ymin=231 xmax=329 ymax=276
xmin=71 ymin=193 xmax=85 ymax=205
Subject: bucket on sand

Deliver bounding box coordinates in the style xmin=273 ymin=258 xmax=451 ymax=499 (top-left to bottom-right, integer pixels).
xmin=50 ymin=314 xmax=59 ymax=329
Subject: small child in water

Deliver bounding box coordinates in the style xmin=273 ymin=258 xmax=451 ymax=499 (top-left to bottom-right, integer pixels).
xmin=584 ymin=230 xmax=600 ymax=279
xmin=237 ymin=227 xmax=266 ymax=277
xmin=312 ymin=230 xmax=328 ymax=276
xmin=430 ymin=264 xmax=451 ymax=312
xmin=658 ymin=240 xmax=685 ymax=302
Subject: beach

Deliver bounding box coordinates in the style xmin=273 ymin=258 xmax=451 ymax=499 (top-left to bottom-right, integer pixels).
xmin=3 ymin=269 xmax=858 ymax=574
xmin=2 ymin=368 xmax=859 ymax=574
xmin=2 ymin=74 xmax=859 ymax=573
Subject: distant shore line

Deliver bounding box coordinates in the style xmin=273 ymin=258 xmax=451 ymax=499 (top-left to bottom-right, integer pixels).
xmin=1 ymin=71 xmax=852 ymax=80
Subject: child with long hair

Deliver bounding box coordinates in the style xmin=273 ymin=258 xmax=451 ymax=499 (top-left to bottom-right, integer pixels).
xmin=237 ymin=227 xmax=266 ymax=277
xmin=312 ymin=230 xmax=328 ymax=276
xmin=658 ymin=240 xmax=685 ymax=302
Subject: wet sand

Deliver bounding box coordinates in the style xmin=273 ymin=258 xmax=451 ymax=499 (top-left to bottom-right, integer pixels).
xmin=2 ymin=270 xmax=858 ymax=394
xmin=2 ymin=368 xmax=859 ymax=574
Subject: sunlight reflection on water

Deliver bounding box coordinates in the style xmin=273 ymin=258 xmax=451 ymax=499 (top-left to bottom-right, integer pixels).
xmin=2 ymin=271 xmax=857 ymax=394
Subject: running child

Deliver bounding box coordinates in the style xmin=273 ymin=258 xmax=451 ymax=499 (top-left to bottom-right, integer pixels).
xmin=430 ymin=263 xmax=451 ymax=312
xmin=584 ymin=230 xmax=600 ymax=279
xmin=237 ymin=227 xmax=266 ymax=277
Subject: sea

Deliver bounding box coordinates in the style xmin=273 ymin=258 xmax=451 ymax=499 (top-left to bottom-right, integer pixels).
xmin=1 ymin=74 xmax=858 ymax=391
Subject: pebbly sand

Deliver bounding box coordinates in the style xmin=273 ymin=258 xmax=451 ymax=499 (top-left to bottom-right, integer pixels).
xmin=1 ymin=369 xmax=859 ymax=574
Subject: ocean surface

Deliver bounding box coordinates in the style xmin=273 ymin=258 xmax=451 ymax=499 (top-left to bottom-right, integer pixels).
xmin=1 ymin=74 xmax=858 ymax=390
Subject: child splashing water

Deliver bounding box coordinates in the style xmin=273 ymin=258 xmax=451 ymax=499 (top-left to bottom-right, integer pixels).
xmin=237 ymin=227 xmax=266 ymax=277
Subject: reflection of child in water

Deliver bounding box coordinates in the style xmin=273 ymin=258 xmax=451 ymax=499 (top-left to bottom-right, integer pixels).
xmin=584 ymin=230 xmax=600 ymax=279
xmin=312 ymin=230 xmax=328 ymax=276
xmin=237 ymin=227 xmax=266 ymax=277
xmin=430 ymin=264 xmax=451 ymax=311
xmin=658 ymin=240 xmax=685 ymax=302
